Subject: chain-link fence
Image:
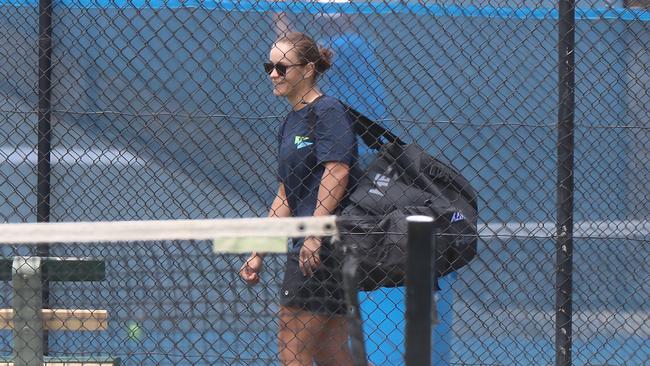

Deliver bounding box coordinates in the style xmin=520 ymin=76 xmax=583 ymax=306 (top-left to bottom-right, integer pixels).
xmin=1 ymin=0 xmax=649 ymax=364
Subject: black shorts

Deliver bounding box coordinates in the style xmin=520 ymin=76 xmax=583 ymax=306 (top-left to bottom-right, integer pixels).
xmin=279 ymin=251 xmax=346 ymax=315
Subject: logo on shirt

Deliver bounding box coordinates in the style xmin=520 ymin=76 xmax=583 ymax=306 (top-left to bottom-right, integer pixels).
xmin=294 ymin=136 xmax=313 ymax=149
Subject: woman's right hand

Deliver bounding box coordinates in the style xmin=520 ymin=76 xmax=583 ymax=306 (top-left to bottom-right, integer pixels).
xmin=239 ymin=253 xmax=263 ymax=285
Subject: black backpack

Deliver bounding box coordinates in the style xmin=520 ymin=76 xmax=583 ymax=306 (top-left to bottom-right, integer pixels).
xmin=309 ymin=100 xmax=478 ymax=364
xmin=317 ymin=104 xmax=479 ymax=291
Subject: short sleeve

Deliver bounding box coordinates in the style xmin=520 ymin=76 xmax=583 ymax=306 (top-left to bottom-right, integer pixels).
xmin=314 ymin=100 xmax=357 ymax=166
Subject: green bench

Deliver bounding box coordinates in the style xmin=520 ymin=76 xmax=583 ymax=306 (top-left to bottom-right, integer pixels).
xmin=0 ymin=257 xmax=118 ymax=366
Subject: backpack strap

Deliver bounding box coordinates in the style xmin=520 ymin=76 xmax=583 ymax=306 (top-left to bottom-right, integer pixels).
xmin=306 ymin=94 xmax=326 ymax=139
xmin=307 ymin=97 xmax=406 ymax=149
xmin=342 ymin=103 xmax=405 ymax=149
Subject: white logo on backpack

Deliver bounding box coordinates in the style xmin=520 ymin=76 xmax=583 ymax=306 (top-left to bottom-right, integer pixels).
xmin=369 ymin=173 xmax=390 ymax=196
xmin=450 ymin=212 xmax=465 ymax=222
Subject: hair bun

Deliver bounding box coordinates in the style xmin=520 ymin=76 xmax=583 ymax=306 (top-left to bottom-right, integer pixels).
xmin=316 ymin=47 xmax=334 ymax=74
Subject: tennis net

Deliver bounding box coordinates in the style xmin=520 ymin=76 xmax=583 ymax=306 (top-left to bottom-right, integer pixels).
xmin=0 ymin=216 xmax=342 ymax=365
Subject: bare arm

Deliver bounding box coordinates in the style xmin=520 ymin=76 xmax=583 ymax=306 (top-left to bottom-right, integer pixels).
xmin=240 ymin=183 xmax=291 ymax=284
xmin=313 ymin=162 xmax=350 ymax=216
xmin=269 ymin=183 xmax=291 ymax=218
xmin=300 ymin=161 xmax=350 ymax=276
xmin=255 ymin=183 xmax=291 ymax=258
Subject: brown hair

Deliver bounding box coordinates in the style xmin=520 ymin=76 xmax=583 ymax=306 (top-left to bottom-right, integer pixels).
xmin=275 ymin=32 xmax=333 ymax=78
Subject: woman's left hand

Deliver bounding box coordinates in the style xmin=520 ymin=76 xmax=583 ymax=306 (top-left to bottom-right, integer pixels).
xmin=299 ymin=236 xmax=322 ymax=276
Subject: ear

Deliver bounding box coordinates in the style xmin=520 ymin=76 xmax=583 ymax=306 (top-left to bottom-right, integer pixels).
xmin=304 ymin=62 xmax=317 ymax=80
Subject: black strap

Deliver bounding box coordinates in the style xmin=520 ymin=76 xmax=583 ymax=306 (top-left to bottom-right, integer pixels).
xmin=307 ymin=97 xmax=406 ymax=149
xmin=342 ymin=103 xmax=405 ymax=149
xmin=341 ymin=253 xmax=368 ymax=366
xmin=306 ymin=94 xmax=326 ymax=139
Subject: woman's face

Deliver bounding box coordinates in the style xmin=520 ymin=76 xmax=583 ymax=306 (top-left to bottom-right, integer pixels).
xmin=268 ymin=42 xmax=311 ymax=99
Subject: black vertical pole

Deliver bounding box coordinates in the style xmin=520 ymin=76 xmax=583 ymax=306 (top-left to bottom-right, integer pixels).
xmin=37 ymin=0 xmax=53 ymax=355
xmin=341 ymin=254 xmax=368 ymax=366
xmin=556 ymin=0 xmax=575 ymax=365
xmin=405 ymin=216 xmax=434 ymax=366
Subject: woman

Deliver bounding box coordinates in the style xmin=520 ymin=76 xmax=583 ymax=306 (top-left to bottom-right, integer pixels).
xmin=240 ymin=32 xmax=358 ymax=365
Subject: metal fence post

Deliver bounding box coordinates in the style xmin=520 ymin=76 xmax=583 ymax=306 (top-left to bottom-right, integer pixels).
xmin=12 ymin=257 xmax=44 ymax=366
xmin=37 ymin=0 xmax=54 ymax=355
xmin=556 ymin=0 xmax=576 ymax=364
xmin=405 ymin=216 xmax=435 ymax=366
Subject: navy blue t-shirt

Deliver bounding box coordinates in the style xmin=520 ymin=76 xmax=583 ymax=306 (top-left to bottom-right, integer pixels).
xmin=277 ymin=95 xmax=359 ymax=253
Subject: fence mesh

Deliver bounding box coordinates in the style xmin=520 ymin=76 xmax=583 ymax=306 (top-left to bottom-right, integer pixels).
xmin=1 ymin=0 xmax=649 ymax=364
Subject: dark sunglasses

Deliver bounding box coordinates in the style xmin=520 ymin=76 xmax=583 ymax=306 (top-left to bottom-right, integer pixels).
xmin=263 ymin=62 xmax=308 ymax=76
